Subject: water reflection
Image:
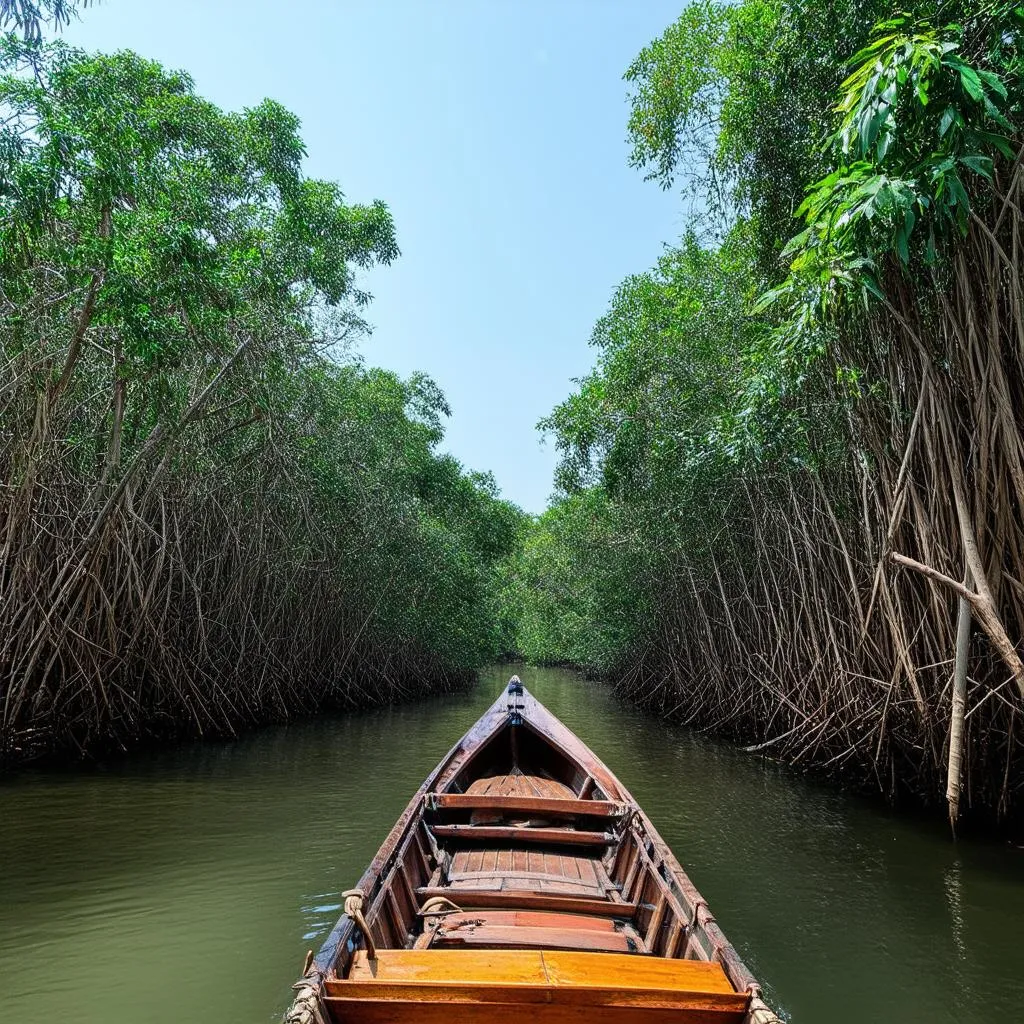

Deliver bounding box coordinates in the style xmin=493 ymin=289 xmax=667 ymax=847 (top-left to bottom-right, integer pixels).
xmin=1 ymin=664 xmax=1021 ymax=1023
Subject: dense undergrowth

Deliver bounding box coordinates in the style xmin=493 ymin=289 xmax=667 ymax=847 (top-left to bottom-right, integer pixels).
xmin=0 ymin=24 xmax=523 ymax=764
xmin=503 ymin=1 xmax=1024 ymax=828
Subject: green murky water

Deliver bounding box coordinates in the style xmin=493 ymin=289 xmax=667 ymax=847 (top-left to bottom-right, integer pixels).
xmin=1 ymin=664 xmax=1022 ymax=1022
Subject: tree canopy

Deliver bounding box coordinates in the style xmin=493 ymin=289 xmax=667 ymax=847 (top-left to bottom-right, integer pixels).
xmin=504 ymin=1 xmax=1024 ymax=825
xmin=0 ymin=37 xmax=524 ymax=761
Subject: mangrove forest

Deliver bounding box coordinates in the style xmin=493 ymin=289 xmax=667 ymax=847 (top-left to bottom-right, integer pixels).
xmin=4 ymin=5 xmax=1024 ymax=1024
xmin=503 ymin=0 xmax=1024 ymax=831
xmin=4 ymin=0 xmax=1024 ymax=843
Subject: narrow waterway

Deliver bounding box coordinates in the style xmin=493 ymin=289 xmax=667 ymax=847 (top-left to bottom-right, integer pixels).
xmin=1 ymin=664 xmax=1021 ymax=1022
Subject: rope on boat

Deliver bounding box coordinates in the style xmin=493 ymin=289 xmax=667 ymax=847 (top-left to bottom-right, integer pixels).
xmin=417 ymin=895 xmax=464 ymax=949
xmin=283 ymin=980 xmax=330 ymax=1024
xmin=342 ymin=888 xmax=377 ymax=960
xmin=745 ymin=986 xmax=786 ymax=1024
xmin=417 ymin=895 xmax=463 ymax=918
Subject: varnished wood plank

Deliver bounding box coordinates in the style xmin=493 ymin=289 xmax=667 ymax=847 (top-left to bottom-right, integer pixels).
xmin=447 ymin=871 xmax=602 ymax=894
xmin=432 ymin=924 xmax=639 ymax=953
xmin=507 ymin=773 xmax=573 ymax=800
xmin=645 ymin=895 xmax=667 ymax=953
xmin=414 ymin=886 xmax=639 ymax=918
xmin=323 ymin=998 xmax=747 ymax=1023
xmin=535 ymin=878 xmax=606 ymax=896
xmin=542 ymin=951 xmax=736 ymax=994
xmin=664 ymin=917 xmax=685 ymax=959
xmin=328 ymin=984 xmax=747 ymax=1011
xmin=330 ymin=948 xmax=747 ymax=1022
xmin=427 ymin=912 xmax=645 ymax=953
xmin=344 ymin=948 xmax=548 ymax=984
xmin=430 ymin=825 xmax=613 ymax=847
xmin=437 ymin=909 xmax=622 ymax=932
xmin=428 ymin=794 xmax=623 ymax=818
xmin=398 ymin=863 xmax=418 ymax=919
xmin=343 ymin=949 xmax=738 ymax=996
xmin=578 ymin=857 xmax=599 ymax=887
xmin=620 ymin=841 xmax=643 ymax=902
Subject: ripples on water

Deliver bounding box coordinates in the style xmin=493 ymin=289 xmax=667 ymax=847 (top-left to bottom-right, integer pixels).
xmin=1 ymin=664 xmax=1022 ymax=1022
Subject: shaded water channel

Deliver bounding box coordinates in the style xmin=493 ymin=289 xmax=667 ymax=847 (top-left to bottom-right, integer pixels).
xmin=1 ymin=663 xmax=1022 ymax=1022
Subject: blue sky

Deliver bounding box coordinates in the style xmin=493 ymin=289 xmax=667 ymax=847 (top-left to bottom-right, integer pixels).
xmin=64 ymin=1 xmax=686 ymax=513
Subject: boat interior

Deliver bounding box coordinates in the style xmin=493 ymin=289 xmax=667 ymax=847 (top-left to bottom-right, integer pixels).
xmin=315 ymin=682 xmax=757 ymax=1023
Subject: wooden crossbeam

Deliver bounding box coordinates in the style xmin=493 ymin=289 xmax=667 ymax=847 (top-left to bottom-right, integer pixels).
xmin=427 ymin=794 xmax=623 ymax=818
xmin=415 ymin=886 xmax=638 ymax=918
xmin=430 ymin=824 xmax=614 ymax=846
xmin=323 ymin=997 xmax=747 ymax=1022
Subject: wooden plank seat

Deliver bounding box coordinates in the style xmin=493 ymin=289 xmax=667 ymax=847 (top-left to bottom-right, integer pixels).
xmin=415 ymin=886 xmax=639 ymax=918
xmin=426 ymin=793 xmax=625 ymax=819
xmin=415 ymin=909 xmax=648 ymax=953
xmin=430 ymin=824 xmax=614 ymax=846
xmin=326 ymin=949 xmax=750 ymax=1022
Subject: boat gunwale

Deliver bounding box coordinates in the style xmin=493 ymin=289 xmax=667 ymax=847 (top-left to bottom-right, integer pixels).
xmin=306 ymin=690 xmax=513 ymax=979
xmin=285 ymin=682 xmax=782 ymax=1024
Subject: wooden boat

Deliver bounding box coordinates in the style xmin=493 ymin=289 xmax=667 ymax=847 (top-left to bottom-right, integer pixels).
xmin=283 ymin=677 xmax=781 ymax=1024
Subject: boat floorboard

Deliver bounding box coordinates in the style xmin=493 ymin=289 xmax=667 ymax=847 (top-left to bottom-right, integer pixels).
xmin=447 ymin=848 xmax=608 ymax=894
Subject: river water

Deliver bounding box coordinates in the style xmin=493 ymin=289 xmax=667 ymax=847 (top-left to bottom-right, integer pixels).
xmin=1 ymin=663 xmax=1022 ymax=1022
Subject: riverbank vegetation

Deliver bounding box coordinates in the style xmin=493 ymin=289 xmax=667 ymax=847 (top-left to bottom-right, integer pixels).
xmin=0 ymin=33 xmax=522 ymax=764
xmin=6 ymin=0 xmax=1024 ymax=833
xmin=505 ymin=1 xmax=1024 ymax=827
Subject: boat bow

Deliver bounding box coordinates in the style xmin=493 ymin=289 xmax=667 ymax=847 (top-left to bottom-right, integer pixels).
xmin=283 ymin=677 xmax=782 ymax=1024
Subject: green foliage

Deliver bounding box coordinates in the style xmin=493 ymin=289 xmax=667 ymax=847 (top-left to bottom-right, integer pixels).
xmin=0 ymin=38 xmax=523 ymax=754
xmin=762 ymin=12 xmax=1019 ymax=347
xmin=625 ymin=1 xmax=732 ymax=194
xmin=513 ymin=0 xmax=1024 ymax=683
xmin=625 ymin=0 xmax=894 ymax=254
xmin=505 ymin=228 xmax=775 ymax=671
xmin=0 ymin=0 xmax=88 ymax=41
xmin=498 ymin=492 xmax=655 ymax=672
xmin=544 ymin=227 xmax=766 ymax=498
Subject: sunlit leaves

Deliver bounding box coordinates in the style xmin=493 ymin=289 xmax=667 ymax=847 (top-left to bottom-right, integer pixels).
xmin=0 ymin=0 xmax=88 ymax=41
xmin=518 ymin=1 xmax=1024 ymax=677
xmin=0 ymin=40 xmax=402 ymax=374
xmin=0 ymin=37 xmax=521 ymax=689
xmin=624 ymin=0 xmax=731 ymax=192
xmin=758 ymin=10 xmax=1019 ymax=397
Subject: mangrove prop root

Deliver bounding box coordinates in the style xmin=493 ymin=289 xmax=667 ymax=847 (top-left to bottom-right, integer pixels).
xmin=613 ymin=163 xmax=1024 ymax=822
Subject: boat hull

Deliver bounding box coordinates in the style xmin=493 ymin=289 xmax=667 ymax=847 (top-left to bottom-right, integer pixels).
xmin=283 ymin=679 xmax=781 ymax=1024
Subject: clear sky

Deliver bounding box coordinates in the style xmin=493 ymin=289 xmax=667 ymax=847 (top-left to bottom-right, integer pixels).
xmin=63 ymin=0 xmax=686 ymax=513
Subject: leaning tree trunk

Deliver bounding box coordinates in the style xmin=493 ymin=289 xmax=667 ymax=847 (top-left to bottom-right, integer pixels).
xmin=946 ymin=572 xmax=972 ymax=835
